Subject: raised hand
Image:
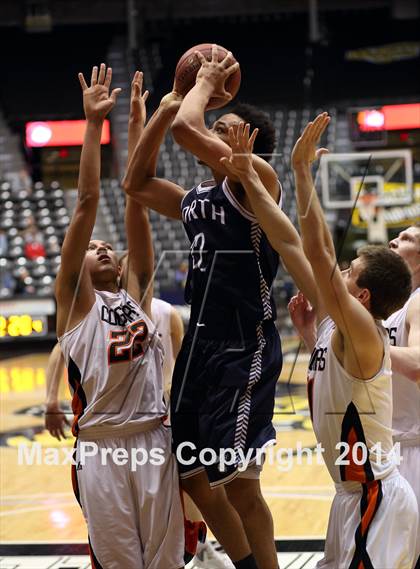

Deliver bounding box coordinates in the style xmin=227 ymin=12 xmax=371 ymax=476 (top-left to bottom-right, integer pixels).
xmin=78 ymin=63 xmax=122 ymax=124
xmin=291 ymin=112 xmax=330 ymax=169
xmin=288 ymin=291 xmax=317 ymax=335
xmin=195 ymin=44 xmax=239 ymax=102
xmin=130 ymin=70 xmax=149 ymax=125
xmin=220 ymin=121 xmax=258 ymax=178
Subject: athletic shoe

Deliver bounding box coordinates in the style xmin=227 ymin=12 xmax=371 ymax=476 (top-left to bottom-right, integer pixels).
xmin=190 ymin=541 xmax=234 ymax=568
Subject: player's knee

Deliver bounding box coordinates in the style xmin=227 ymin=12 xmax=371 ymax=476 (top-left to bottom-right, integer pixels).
xmin=229 ymin=488 xmax=265 ymax=519
xmin=182 ymin=478 xmax=227 ymax=513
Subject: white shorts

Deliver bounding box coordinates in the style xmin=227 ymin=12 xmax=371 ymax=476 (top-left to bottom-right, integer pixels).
xmin=399 ymin=442 xmax=420 ymax=563
xmin=317 ymin=472 xmax=419 ymax=569
xmin=72 ymin=425 xmax=184 ymax=569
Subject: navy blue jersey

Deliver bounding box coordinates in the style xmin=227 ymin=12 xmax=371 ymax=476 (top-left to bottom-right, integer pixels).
xmin=181 ymin=178 xmax=281 ymax=333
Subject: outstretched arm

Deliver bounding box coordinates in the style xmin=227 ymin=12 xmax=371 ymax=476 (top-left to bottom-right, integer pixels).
xmin=122 ymin=74 xmax=155 ymax=317
xmin=45 ymin=343 xmax=70 ymax=440
xmin=292 ymin=114 xmax=383 ymax=379
xmin=127 ymin=70 xmax=149 ymax=164
xmin=220 ymin=122 xmax=321 ymax=312
xmin=55 ymin=64 xmax=121 ymax=337
xmin=123 ymin=91 xmax=185 ymax=219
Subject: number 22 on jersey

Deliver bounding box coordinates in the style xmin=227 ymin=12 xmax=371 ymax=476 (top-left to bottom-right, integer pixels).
xmin=107 ymin=319 xmax=148 ymax=365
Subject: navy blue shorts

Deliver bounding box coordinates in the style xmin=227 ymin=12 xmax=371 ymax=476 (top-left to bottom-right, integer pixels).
xmin=170 ymin=320 xmax=282 ymax=487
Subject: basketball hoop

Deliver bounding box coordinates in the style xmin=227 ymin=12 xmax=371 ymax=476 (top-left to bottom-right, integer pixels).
xmin=358 ymin=193 xmax=388 ymax=244
xmin=359 ymin=194 xmax=378 ymax=224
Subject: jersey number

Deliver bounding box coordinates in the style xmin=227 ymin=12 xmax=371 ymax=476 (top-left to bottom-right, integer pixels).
xmin=191 ymin=232 xmax=207 ymax=272
xmin=386 ymin=327 xmax=397 ymax=346
xmin=108 ymin=319 xmax=148 ymax=365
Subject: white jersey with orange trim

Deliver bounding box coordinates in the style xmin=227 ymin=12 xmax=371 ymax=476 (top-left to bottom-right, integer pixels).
xmin=59 ymin=289 xmax=166 ymax=439
xmin=151 ymin=298 xmax=175 ymax=391
xmin=308 ymin=317 xmax=396 ymax=485
xmin=383 ymin=287 xmax=420 ymax=444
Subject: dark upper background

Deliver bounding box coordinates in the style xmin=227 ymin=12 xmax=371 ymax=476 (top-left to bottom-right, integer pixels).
xmin=0 ymin=0 xmax=419 ymax=126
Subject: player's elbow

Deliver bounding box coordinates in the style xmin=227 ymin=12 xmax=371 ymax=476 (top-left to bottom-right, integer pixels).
xmin=123 ymin=177 xmax=146 ymax=202
xmin=172 ymin=117 xmax=193 ymax=145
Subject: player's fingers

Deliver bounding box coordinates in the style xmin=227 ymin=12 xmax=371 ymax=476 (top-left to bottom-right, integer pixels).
xmin=316 ymin=115 xmax=330 ymax=140
xmin=243 ymin=123 xmax=250 ymax=144
xmin=211 ymin=43 xmax=218 ymax=62
xmin=311 ymin=112 xmax=327 ymax=140
xmin=137 ymin=71 xmax=144 ymax=92
xmin=222 ymin=51 xmax=235 ymax=68
xmin=98 ymin=63 xmax=106 ymax=85
xmin=78 ymin=73 xmax=88 ymax=91
xmin=220 ymin=89 xmax=233 ymax=102
xmin=235 ymin=121 xmax=242 ymax=141
xmin=132 ymin=81 xmax=140 ymax=99
xmin=91 ymin=65 xmax=98 ymax=86
xmin=249 ymin=127 xmax=259 ymax=152
xmin=225 ymin=61 xmax=240 ymax=77
xmin=104 ymin=66 xmax=112 ymax=89
xmin=110 ymin=87 xmax=122 ymax=104
xmin=228 ymin=126 xmax=236 ymax=147
xmin=50 ymin=428 xmax=59 ymax=441
xmin=300 ymin=121 xmax=313 ymax=140
xmin=142 ymin=90 xmax=149 ymax=103
xmin=131 ymin=70 xmax=139 ymax=84
xmin=195 ymin=51 xmax=207 ymax=65
xmin=316 ymin=147 xmax=329 ymax=160
xmin=59 ymin=426 xmax=67 ymax=439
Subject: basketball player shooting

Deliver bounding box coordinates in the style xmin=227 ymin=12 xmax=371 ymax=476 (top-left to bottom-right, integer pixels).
xmin=288 ymin=113 xmax=418 ymax=568
xmin=124 ymin=46 xmax=284 ymax=569
xmin=55 ymin=64 xmax=184 ymax=568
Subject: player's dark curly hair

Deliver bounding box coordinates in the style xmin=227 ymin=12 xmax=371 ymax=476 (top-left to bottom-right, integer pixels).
xmin=229 ymin=102 xmax=276 ymax=162
xmin=356 ymin=245 xmax=412 ymax=319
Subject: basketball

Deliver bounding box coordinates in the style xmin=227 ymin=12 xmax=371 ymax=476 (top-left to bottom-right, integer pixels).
xmin=174 ymin=43 xmax=241 ymax=110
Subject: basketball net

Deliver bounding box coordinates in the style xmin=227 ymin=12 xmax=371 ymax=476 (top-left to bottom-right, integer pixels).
xmin=359 ymin=194 xmax=388 ymax=244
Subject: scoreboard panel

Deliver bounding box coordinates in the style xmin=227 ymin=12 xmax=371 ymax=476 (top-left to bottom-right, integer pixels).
xmin=0 ymin=298 xmax=55 ymax=341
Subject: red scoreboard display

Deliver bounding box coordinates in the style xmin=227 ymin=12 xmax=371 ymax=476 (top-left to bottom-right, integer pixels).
xmin=348 ymin=103 xmax=420 ymax=148
xmin=26 ymin=119 xmax=111 ymax=147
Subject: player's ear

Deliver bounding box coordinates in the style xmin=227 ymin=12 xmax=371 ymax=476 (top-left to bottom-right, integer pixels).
xmin=358 ymin=287 xmax=371 ymax=309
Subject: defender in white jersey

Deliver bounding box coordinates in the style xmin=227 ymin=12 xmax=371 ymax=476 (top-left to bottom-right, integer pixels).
xmin=288 ymin=114 xmax=418 ymax=568
xmin=44 ymin=297 xmax=182 ymax=438
xmin=55 ymin=65 xmax=183 ymax=568
xmin=385 ymin=225 xmax=420 ymax=565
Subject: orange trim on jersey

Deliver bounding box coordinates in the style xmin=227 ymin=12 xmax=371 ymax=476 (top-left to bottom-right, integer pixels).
xmin=67 ymin=357 xmax=87 ymax=437
xmin=360 ymin=481 xmax=380 ymax=536
xmin=349 ymin=480 xmax=383 ymax=569
xmin=345 ymin=426 xmax=369 ymax=483
xmin=340 ymin=402 xmax=374 ymax=483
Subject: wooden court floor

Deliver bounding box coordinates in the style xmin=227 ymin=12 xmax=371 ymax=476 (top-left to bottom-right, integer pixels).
xmin=0 ymin=347 xmax=334 ymax=544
